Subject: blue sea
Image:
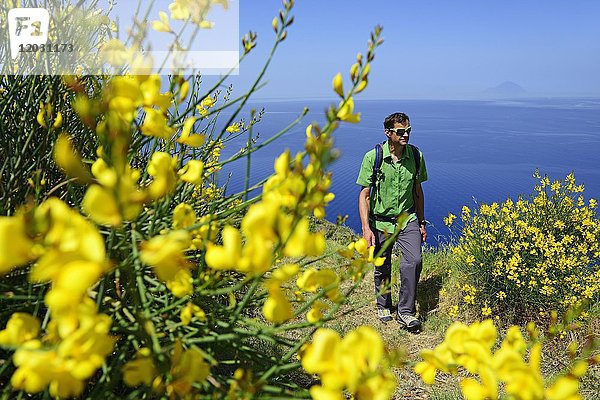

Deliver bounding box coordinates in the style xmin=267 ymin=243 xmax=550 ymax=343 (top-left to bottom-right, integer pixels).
xmin=219 ymin=98 xmax=600 ymax=247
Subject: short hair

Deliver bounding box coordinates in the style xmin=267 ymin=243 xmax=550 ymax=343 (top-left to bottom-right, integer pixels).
xmin=383 ymin=112 xmax=410 ymax=129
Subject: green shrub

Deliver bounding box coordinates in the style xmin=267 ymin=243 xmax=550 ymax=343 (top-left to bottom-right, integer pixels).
xmin=0 ymin=1 xmax=398 ymax=399
xmin=445 ymin=171 xmax=600 ymax=323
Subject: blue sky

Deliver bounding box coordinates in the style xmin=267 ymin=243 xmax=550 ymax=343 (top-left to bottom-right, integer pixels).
xmin=231 ymin=0 xmax=600 ymax=100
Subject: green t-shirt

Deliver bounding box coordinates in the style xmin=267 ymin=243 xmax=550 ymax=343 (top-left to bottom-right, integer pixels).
xmin=356 ymin=142 xmax=427 ymax=233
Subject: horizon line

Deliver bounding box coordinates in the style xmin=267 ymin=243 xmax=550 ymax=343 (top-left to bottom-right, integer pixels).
xmin=248 ymin=95 xmax=600 ymax=103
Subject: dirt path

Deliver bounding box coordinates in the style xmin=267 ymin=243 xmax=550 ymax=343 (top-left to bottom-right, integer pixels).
xmin=333 ymin=268 xmax=457 ymax=400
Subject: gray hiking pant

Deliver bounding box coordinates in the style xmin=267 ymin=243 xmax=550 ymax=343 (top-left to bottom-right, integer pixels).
xmin=373 ymin=219 xmax=422 ymax=315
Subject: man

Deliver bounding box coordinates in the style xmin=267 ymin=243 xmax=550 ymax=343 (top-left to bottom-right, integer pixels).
xmin=356 ymin=112 xmax=427 ymax=330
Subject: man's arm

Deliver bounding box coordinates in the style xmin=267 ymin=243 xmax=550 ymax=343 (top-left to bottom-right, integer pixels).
xmin=413 ymin=181 xmax=427 ymax=242
xmin=359 ymin=187 xmax=375 ymax=246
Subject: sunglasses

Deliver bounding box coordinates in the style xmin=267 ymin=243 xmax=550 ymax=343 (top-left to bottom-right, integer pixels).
xmin=388 ymin=126 xmax=411 ymax=136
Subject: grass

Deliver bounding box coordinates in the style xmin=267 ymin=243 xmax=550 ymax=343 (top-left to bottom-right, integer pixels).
xmin=429 ymin=386 xmax=464 ymax=400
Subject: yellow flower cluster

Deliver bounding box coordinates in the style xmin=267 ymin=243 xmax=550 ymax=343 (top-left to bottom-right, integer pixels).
xmin=205 ymin=134 xmax=335 ymax=276
xmin=481 ymin=304 xmax=492 ymax=317
xmin=462 ymin=284 xmax=477 ymax=305
xmin=300 ymin=326 xmax=396 ymax=400
xmin=332 ymin=48 xmax=373 ymax=123
xmin=180 ymin=302 xmax=207 ymax=325
xmin=444 ymin=212 xmax=457 ymax=226
xmin=415 ymin=320 xmax=589 ymax=400
xmin=204 ymin=116 xmax=356 ymax=326
xmin=167 ymin=0 xmax=228 ymax=28
xmin=297 ymin=267 xmax=342 ymax=322
xmin=336 ymin=97 xmax=361 ymax=123
xmin=337 ymin=237 xmax=385 ymax=281
xmin=52 ymin=74 xmax=217 ymax=305
xmin=297 ymin=268 xmax=340 ymax=302
xmin=260 ymin=262 xmax=348 ymax=325
xmin=140 ymin=230 xmax=195 ymax=297
xmin=0 ymin=299 xmax=116 ymax=398
xmin=226 ymin=121 xmax=243 ymax=133
xmin=142 ymin=204 xmax=217 ymax=299
xmin=0 ymin=198 xmax=109 ymax=331
xmin=204 ymin=139 xmax=224 ymax=175
xmin=257 ymin=259 xmax=346 ymax=324
xmin=263 ymin=264 xmax=300 ymax=324
xmin=81 ymin=155 xmax=144 ymax=226
xmin=264 ymin=132 xmax=335 ymax=219
xmin=172 ymin=203 xmax=218 ymax=250
xmin=194 ymin=182 xmax=224 ymax=204
xmin=36 ymin=102 xmax=63 ymax=129
xmin=122 ymin=340 xmax=210 ymax=398
xmin=62 ymin=75 xmax=206 ymax=227
xmin=205 ymin=210 xmax=324 ymax=275
xmin=0 ymin=197 xmax=118 ymax=396
xmin=177 ymin=117 xmax=206 ymax=148
xmin=449 ymin=172 xmax=599 ymax=320
xmin=195 ymin=95 xmax=216 ymax=118
xmin=448 ymin=305 xmax=459 ymax=318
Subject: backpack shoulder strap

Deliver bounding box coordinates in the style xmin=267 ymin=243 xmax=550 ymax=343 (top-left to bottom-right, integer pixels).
xmin=370 ymin=142 xmax=385 ymax=196
xmin=409 ymin=144 xmax=421 ymax=183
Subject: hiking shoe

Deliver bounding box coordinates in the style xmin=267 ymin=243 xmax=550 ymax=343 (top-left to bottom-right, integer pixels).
xmin=397 ymin=313 xmax=421 ymax=331
xmin=377 ymin=308 xmax=393 ymax=322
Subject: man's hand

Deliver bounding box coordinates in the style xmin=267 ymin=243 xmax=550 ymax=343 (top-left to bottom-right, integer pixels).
xmin=362 ymin=226 xmax=375 ymax=247
xmin=420 ymin=225 xmax=427 ymax=242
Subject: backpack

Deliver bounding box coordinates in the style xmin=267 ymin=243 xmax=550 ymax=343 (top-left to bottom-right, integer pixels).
xmin=369 ymin=142 xmax=421 ymax=222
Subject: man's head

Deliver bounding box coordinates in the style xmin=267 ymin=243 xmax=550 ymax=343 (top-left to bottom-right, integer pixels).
xmin=384 ymin=112 xmax=411 ymax=146
xmin=383 ymin=112 xmax=410 ymax=130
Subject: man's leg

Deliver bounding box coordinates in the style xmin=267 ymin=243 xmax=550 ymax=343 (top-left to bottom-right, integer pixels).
xmin=373 ymin=228 xmax=394 ymax=311
xmin=396 ymin=219 xmax=423 ymax=318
